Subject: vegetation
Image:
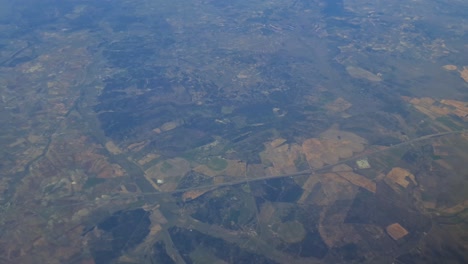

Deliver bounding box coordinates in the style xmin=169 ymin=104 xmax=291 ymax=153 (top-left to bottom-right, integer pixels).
xmin=207 ymin=157 xmax=228 ymax=171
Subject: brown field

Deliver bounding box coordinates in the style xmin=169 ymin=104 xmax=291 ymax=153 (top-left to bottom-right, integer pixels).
xmin=385 ymin=167 xmax=417 ymax=189
xmin=386 ymin=223 xmax=409 ymax=240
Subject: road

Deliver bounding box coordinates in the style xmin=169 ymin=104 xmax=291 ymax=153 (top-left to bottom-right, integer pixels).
xmin=45 ymin=129 xmax=464 ymax=207
xmin=126 ymin=129 xmax=466 ymax=199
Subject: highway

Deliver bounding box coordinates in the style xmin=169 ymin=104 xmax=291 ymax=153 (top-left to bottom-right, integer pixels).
xmin=128 ymin=130 xmax=466 ymax=199
xmin=45 ymin=129 xmax=465 ymax=207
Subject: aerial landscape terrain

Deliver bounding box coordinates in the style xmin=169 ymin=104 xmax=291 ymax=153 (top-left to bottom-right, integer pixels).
xmin=0 ymin=0 xmax=467 ymax=263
